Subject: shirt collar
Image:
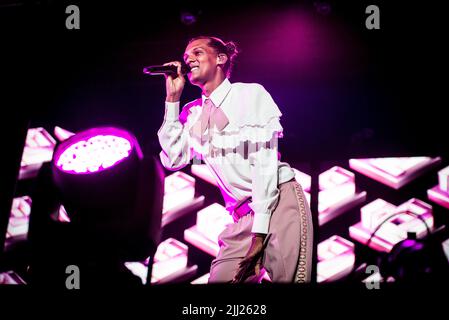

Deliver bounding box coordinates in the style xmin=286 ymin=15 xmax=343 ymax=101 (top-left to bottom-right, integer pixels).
xmin=202 ymin=78 xmax=232 ymax=108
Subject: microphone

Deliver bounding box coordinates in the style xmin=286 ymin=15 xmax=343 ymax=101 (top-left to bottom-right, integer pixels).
xmin=143 ymin=64 xmax=191 ymax=76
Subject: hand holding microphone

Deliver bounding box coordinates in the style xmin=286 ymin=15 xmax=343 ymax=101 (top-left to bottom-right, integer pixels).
xmin=143 ymin=61 xmax=189 ymax=103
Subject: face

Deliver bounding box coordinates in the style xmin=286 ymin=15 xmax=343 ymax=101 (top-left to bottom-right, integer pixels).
xmin=183 ymin=39 xmax=220 ymax=85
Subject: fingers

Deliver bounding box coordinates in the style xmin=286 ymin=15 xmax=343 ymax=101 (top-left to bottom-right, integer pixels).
xmin=163 ymin=61 xmax=183 ymax=78
xmin=255 ymin=255 xmax=262 ymax=276
xmin=163 ymin=61 xmax=181 ymax=67
xmin=163 ymin=61 xmax=177 ymax=80
xmin=255 ymin=263 xmax=261 ymax=277
xmin=233 ymin=258 xmax=260 ymax=283
xmin=232 ymin=260 xmax=249 ymax=283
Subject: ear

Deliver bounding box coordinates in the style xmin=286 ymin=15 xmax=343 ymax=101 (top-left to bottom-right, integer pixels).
xmin=217 ymin=53 xmax=228 ymax=66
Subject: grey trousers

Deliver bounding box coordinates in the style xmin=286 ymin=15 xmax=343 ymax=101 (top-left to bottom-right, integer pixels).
xmin=209 ymin=179 xmax=314 ymax=283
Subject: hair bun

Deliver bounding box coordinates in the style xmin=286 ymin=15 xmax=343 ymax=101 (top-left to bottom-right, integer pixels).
xmin=225 ymin=41 xmax=238 ymax=57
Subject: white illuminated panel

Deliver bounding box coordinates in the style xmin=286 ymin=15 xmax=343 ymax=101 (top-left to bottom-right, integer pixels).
xmin=184 ymin=225 xmax=220 ymax=257
xmin=184 ymin=203 xmax=233 ymax=257
xmin=0 ymin=271 xmax=26 ymax=285
xmin=53 ymin=126 xmax=75 ymax=142
xmin=442 ymin=238 xmax=449 ymax=264
xmin=293 ymin=167 xmax=367 ymax=225
xmin=428 ymin=186 xmax=449 ymax=209
xmin=319 ymin=166 xmax=355 ymax=212
xmin=360 ymin=198 xmax=396 ymax=231
xmin=428 ymin=166 xmax=449 ymax=209
xmin=19 ymin=127 xmax=57 ymax=180
xmin=318 ymin=166 xmax=367 ymax=225
xmin=58 ymin=205 xmax=71 ymax=223
xmin=196 ymin=203 xmax=234 ymax=243
xmin=349 ymin=156 xmax=441 ymax=189
xmin=6 ymin=196 xmax=32 ymax=239
xmin=439 ymin=166 xmax=449 ymax=193
xmin=125 ymin=238 xmax=189 ymax=285
xmin=191 ymin=273 xmax=210 ymax=284
xmin=349 ymin=198 xmax=434 ymax=252
xmin=163 ymin=171 xmax=196 ymax=214
xmin=317 ymin=235 xmax=355 ymax=283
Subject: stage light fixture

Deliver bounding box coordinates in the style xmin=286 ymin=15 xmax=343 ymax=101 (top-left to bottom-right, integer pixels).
xmin=51 ymin=127 xmax=146 ymax=258
xmin=28 ymin=126 xmax=164 ymax=286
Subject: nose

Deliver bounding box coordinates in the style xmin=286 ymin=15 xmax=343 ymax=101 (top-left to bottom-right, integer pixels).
xmin=186 ymin=55 xmax=196 ymax=64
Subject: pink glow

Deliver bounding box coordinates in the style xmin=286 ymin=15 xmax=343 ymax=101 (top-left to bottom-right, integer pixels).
xmin=246 ymin=8 xmax=357 ymax=77
xmin=55 ymin=134 xmax=132 ymax=174
xmin=349 ymin=157 xmax=442 ymax=189
xmin=163 ymin=172 xmax=196 ymax=214
xmin=317 ymin=235 xmax=355 ymax=282
xmin=350 ymin=198 xmax=434 ymax=252
xmin=125 ymin=238 xmax=189 ymax=284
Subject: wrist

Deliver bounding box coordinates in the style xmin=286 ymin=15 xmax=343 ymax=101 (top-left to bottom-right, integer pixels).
xmin=252 ymin=233 xmax=266 ymax=240
xmin=166 ymin=95 xmax=181 ymax=103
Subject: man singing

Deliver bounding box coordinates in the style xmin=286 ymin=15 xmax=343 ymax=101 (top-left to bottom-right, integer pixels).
xmin=158 ymin=36 xmax=313 ymax=283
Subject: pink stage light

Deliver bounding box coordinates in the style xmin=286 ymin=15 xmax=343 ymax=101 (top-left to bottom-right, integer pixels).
xmin=317 ymin=235 xmax=355 ymax=283
xmin=350 ymin=198 xmax=434 ymax=252
xmin=55 ymin=133 xmax=132 ymax=174
xmin=349 ymin=156 xmax=441 ymax=189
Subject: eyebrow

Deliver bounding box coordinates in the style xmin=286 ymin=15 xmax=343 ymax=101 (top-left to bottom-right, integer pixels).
xmin=183 ymin=46 xmax=205 ymax=60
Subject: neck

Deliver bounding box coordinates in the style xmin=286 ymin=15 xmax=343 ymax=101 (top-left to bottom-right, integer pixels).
xmin=201 ymin=73 xmax=226 ymax=97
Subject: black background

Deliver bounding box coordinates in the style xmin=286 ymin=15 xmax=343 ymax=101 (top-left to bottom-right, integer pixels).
xmin=2 ymin=0 xmax=447 ymax=161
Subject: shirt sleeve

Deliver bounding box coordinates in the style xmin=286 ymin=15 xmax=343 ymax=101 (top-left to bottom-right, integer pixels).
xmin=248 ymin=126 xmax=281 ymax=234
xmin=246 ymin=85 xmax=284 ymax=235
xmin=157 ymin=101 xmax=193 ymax=170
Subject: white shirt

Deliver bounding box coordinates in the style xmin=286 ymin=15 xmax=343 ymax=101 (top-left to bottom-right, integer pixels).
xmin=157 ymin=78 xmax=295 ymax=234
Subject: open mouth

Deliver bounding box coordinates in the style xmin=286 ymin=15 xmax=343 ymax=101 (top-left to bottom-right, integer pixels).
xmin=190 ymin=66 xmax=199 ymax=72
